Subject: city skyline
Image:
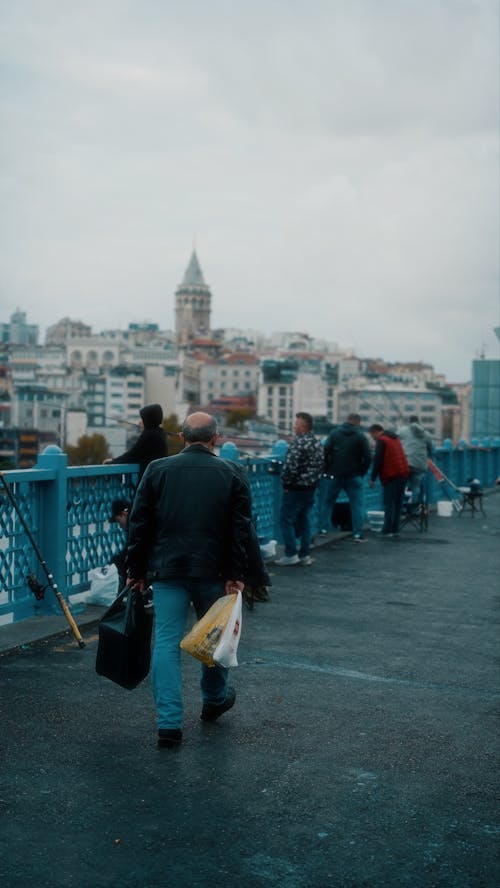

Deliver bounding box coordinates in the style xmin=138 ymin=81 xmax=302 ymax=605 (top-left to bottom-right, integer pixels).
xmin=1 ymin=1 xmax=499 ymax=382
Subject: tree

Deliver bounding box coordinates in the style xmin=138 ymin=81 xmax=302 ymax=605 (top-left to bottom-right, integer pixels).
xmin=226 ymin=408 xmax=254 ymax=431
xmin=162 ymin=413 xmax=184 ymax=456
xmin=66 ymin=434 xmax=110 ymax=466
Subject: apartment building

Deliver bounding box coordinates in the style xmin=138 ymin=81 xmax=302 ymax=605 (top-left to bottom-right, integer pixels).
xmin=336 ymin=383 xmax=441 ymax=439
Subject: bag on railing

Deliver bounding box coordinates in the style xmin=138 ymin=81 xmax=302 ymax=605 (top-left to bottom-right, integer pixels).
xmin=95 ymin=586 xmax=153 ymax=690
xmin=180 ymin=592 xmax=242 ymax=668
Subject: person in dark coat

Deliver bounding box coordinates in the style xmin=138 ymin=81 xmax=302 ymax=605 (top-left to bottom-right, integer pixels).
xmin=323 ymin=413 xmax=371 ymax=542
xmin=126 ymin=411 xmax=254 ymax=749
xmin=103 ymin=403 xmax=168 ymax=480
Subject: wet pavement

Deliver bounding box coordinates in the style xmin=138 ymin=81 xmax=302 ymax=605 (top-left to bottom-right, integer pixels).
xmin=1 ymin=494 xmax=499 ymax=887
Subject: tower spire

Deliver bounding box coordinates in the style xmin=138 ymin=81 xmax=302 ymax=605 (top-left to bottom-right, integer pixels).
xmin=175 ymin=249 xmax=212 ymax=345
xmin=182 ymin=250 xmax=206 ymax=287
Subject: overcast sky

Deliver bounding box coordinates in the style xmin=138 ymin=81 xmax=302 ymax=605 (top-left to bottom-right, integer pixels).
xmin=1 ymin=0 xmax=498 ymax=381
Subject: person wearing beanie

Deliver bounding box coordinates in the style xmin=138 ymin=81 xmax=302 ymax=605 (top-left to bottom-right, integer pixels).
xmin=103 ymin=403 xmax=168 ymax=479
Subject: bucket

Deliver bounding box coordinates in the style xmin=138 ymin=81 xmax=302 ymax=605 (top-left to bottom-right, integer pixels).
xmin=437 ymin=500 xmax=453 ymax=517
xmin=367 ymin=510 xmax=384 ymax=532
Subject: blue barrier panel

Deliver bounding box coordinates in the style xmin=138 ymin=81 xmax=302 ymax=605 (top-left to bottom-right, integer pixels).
xmin=0 ymin=449 xmax=139 ymax=623
xmin=66 ymin=463 xmax=138 ymax=597
xmin=0 ymin=468 xmax=50 ymax=620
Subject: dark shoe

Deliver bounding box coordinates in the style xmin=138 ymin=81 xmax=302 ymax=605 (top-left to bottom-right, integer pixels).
xmin=200 ymin=687 xmax=236 ymax=722
xmin=158 ymin=728 xmax=182 ymax=748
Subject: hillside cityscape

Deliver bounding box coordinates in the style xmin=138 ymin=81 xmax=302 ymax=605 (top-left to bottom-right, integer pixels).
xmin=0 ymin=250 xmax=499 ymax=468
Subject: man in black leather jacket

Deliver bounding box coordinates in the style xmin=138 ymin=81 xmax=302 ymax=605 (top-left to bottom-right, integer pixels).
xmin=126 ymin=412 xmax=253 ymax=748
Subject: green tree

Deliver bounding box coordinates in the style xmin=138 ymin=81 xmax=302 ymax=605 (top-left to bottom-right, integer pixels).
xmin=66 ymin=434 xmax=110 ymax=466
xmin=162 ymin=413 xmax=184 ymax=455
xmin=225 ymin=408 xmax=255 ymax=431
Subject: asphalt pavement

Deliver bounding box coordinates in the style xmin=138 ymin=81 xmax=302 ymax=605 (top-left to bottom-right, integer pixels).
xmin=1 ymin=494 xmax=499 ymax=888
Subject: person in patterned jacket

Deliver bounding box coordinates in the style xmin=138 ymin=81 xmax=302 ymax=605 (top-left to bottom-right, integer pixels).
xmin=275 ymin=412 xmax=324 ymax=566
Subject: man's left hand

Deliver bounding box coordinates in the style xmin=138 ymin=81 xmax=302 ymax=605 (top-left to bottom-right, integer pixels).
xmin=225 ymin=579 xmax=244 ymax=595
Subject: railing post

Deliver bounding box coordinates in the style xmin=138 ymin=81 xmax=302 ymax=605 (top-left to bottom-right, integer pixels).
xmin=220 ymin=441 xmax=239 ymax=461
xmin=269 ymin=440 xmax=288 ymax=543
xmin=35 ymin=445 xmax=69 ymax=612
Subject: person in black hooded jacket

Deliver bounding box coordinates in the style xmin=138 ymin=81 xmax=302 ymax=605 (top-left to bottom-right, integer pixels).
xmin=103 ymin=403 xmax=168 ymax=480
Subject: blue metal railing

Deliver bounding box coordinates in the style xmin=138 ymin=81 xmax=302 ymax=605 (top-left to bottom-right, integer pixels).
xmin=0 ymin=448 xmax=139 ymax=623
xmin=0 ymin=442 xmax=498 ymax=623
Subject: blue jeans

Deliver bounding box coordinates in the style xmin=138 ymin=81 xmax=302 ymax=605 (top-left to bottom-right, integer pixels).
xmin=317 ymin=476 xmax=335 ymax=531
xmin=382 ymin=477 xmax=407 ymax=534
xmin=280 ymin=488 xmax=316 ymax=557
xmin=408 ymin=469 xmax=425 ymax=503
xmin=152 ymin=580 xmax=229 ymax=730
xmin=328 ymin=475 xmax=365 ymax=536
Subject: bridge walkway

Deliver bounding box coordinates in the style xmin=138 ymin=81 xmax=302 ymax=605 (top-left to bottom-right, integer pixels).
xmin=1 ymin=494 xmax=499 ymax=887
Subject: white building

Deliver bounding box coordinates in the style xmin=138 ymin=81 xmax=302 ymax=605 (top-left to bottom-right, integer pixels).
xmin=181 ymin=353 xmax=259 ymax=406
xmin=258 ymin=377 xmax=295 ymax=434
xmin=45 ymin=317 xmax=92 ymax=344
xmin=11 ymin=384 xmax=66 ymax=441
xmin=65 ymin=337 xmax=122 ymax=372
xmin=199 ymin=356 xmax=259 ymax=404
xmin=336 ymin=382 xmax=442 ymax=439
xmin=104 ymin=369 xmax=145 ymax=426
xmin=144 ymin=364 xmax=179 ymax=416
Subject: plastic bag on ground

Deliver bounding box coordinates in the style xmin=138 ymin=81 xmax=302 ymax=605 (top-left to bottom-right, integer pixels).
xmin=86 ymin=564 xmax=119 ymax=605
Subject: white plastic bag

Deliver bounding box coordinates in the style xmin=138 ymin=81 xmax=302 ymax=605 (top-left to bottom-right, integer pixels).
xmin=213 ymin=590 xmax=243 ymax=668
xmin=180 ymin=591 xmax=243 ymax=668
xmin=87 ymin=564 xmax=119 ymax=606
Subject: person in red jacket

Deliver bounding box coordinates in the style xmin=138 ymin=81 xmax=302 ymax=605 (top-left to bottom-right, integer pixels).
xmin=368 ymin=424 xmax=409 ymax=537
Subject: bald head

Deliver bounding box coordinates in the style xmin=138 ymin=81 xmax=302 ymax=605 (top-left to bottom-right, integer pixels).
xmin=182 ymin=412 xmax=218 ymax=445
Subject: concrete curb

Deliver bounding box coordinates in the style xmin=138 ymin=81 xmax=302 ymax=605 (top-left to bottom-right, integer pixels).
xmin=0 ymin=604 xmax=106 ymax=656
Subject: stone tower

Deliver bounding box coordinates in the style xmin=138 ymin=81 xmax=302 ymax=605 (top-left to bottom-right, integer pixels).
xmin=175 ymin=250 xmax=212 ymax=346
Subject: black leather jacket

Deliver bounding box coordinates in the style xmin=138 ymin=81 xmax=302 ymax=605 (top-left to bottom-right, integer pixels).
xmin=127 ymin=444 xmax=253 ymax=582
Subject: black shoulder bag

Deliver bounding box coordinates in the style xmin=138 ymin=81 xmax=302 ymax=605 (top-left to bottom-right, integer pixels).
xmin=95 ymin=586 xmax=153 ymax=690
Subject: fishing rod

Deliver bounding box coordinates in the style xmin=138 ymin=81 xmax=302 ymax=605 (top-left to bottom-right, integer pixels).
xmin=106 ymin=415 xmax=140 ymax=429
xmin=427 ymin=460 xmax=463 ymax=512
xmin=106 ymin=415 xmax=181 ymax=438
xmin=0 ymin=473 xmax=85 ymax=648
xmin=357 ymin=398 xmax=391 ymax=426
xmin=376 ymin=375 xmax=406 ymax=423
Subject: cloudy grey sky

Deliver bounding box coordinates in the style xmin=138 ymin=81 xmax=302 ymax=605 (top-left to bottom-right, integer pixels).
xmin=1 ymin=0 xmax=498 ymax=380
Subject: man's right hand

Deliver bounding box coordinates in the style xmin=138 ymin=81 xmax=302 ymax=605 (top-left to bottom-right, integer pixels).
xmin=126 ymin=577 xmax=146 ymax=593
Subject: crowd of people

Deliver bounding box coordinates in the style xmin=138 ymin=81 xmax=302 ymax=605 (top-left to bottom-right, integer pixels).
xmin=105 ymin=404 xmax=432 ymax=748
